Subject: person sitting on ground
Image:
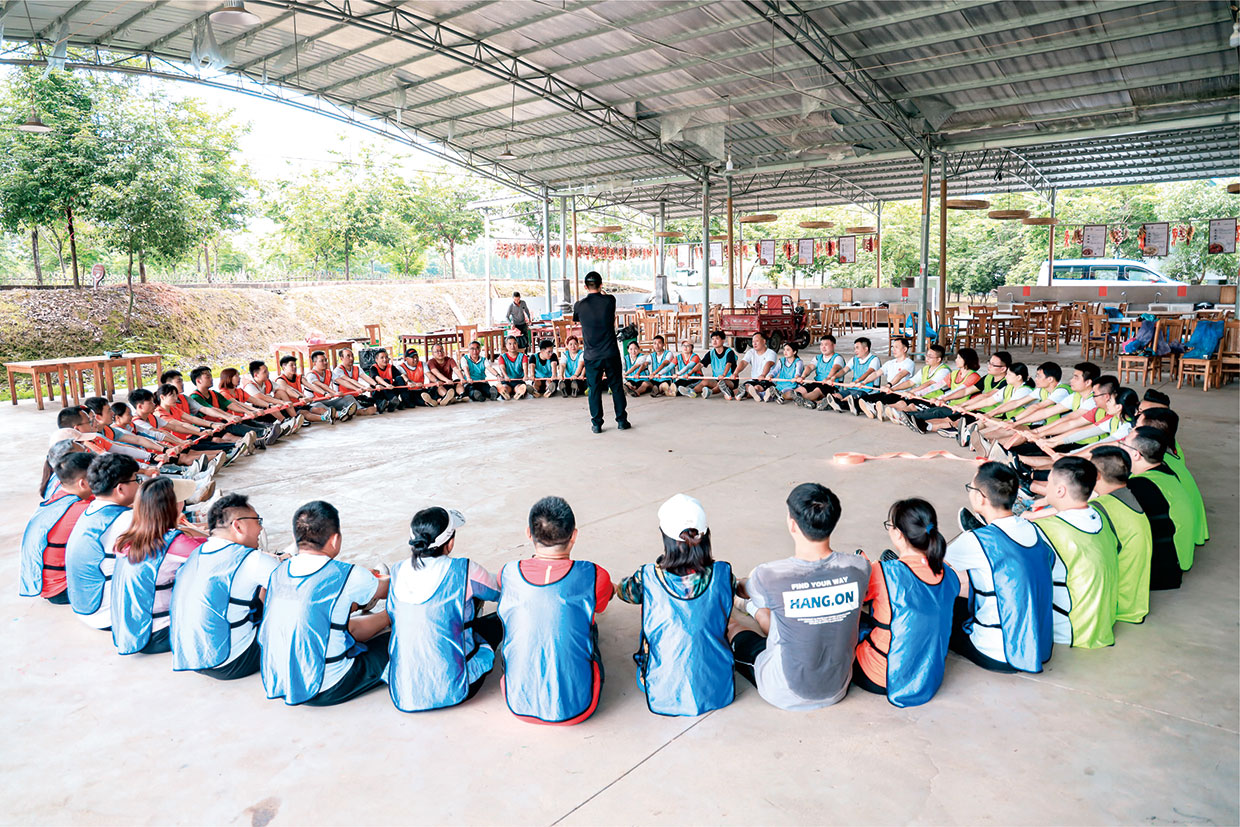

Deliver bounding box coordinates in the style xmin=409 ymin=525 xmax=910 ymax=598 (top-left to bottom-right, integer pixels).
xmin=531 ymin=339 xmax=560 ymax=399
xmin=623 ymin=341 xmax=655 ymax=397
xmin=497 ymin=495 xmax=613 ymax=725
xmin=332 ymin=348 xmax=385 ymax=413
xmin=560 ymin=336 xmax=587 ymax=398
xmin=259 ymin=500 xmax=391 ymax=706
xmin=458 ymin=340 xmax=495 ymax=402
xmin=396 ymin=348 xmax=434 ymax=407
xmin=65 ymin=454 xmax=141 ymax=631
xmin=957 ymin=363 xmax=1035 ymax=450
xmin=496 ymin=337 xmax=530 ymax=401
xmin=854 ymin=336 xmax=916 ymax=418
xmin=110 ymin=477 xmax=206 ymax=656
xmin=670 ymin=340 xmax=705 ymax=398
xmin=821 ymin=337 xmax=883 ymax=413
xmin=93 ymin=397 xmax=218 ymax=483
xmin=970 ymin=361 xmax=1067 ymax=455
xmin=1135 ymin=406 xmax=1206 ymax=548
xmin=383 ymin=507 xmax=504 ymax=712
xmin=853 ymin=498 xmax=959 ymax=707
xmin=427 ymin=343 xmax=466 ymax=404
xmin=155 ymin=384 xmax=253 ymax=464
xmin=218 ymin=367 xmax=294 ymax=428
xmin=305 ymin=351 xmax=364 ymax=419
xmin=795 ymin=334 xmax=847 ymax=409
xmin=170 ymin=494 xmax=278 ymax=680
xmin=40 ymin=428 xmax=88 ymax=497
xmin=1018 ymin=385 xmax=1141 ymax=492
xmin=765 ymin=341 xmax=804 ymax=404
xmin=1123 ymin=427 xmax=1194 ymax=582
xmin=932 ymin=351 xmax=1012 ymax=440
xmin=879 ymin=344 xmax=952 ymax=421
xmin=365 ymin=348 xmax=409 ymax=410
xmin=648 ymin=336 xmax=676 ymax=397
xmin=892 ymin=348 xmax=982 ymax=432
xmin=1013 ymin=375 xmax=1127 ymax=458
xmin=692 ymin=331 xmax=739 ymax=400
xmin=614 ymin=494 xmax=737 ymax=716
xmin=1030 ymin=456 xmax=1120 ymax=649
xmin=243 ymin=360 xmax=301 ymax=411
xmin=21 ymin=451 xmax=95 ymax=605
xmin=738 ymin=332 xmax=778 ymax=403
xmin=273 ymin=356 xmax=340 ymax=424
xmin=1088 ymin=445 xmax=1152 ymax=625
xmin=189 ymin=366 xmax=282 ymax=446
xmin=997 ymin=362 xmax=1101 ymax=453
xmin=727 ymin=483 xmax=871 ymax=710
xmin=111 ymin=401 xmax=213 ymax=466
xmin=947 ymin=462 xmax=1055 ymax=673
xmin=81 ymin=396 xmax=171 ymax=464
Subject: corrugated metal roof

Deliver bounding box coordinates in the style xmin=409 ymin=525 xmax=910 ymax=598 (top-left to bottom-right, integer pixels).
xmin=2 ymin=0 xmax=1235 ymax=212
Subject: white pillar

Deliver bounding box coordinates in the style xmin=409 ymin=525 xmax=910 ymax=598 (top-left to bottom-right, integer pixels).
xmin=701 ymin=172 xmax=711 ymax=349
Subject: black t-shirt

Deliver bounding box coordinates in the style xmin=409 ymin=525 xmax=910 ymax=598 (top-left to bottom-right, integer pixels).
xmin=1127 ymin=474 xmax=1181 ymax=590
xmin=573 ymin=292 xmax=620 ymax=361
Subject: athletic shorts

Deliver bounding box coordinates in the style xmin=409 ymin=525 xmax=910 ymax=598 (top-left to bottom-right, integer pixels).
xmin=802 ymin=382 xmax=828 ymax=393
xmin=744 ymin=379 xmax=774 ymax=390
xmin=501 ymin=380 xmax=527 ymax=392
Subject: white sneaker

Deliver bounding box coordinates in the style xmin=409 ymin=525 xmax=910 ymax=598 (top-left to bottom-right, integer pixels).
xmin=677 ymin=386 xmax=697 ymax=398
xmin=241 ymin=432 xmax=258 ymax=454
xmin=701 ymin=388 xmax=712 ymax=400
xmin=773 ymin=391 xmax=786 ymax=405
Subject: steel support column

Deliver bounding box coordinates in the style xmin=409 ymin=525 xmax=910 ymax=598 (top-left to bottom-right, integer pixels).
xmin=916 ymin=153 xmax=932 ymax=358
xmin=559 ymin=196 xmax=569 ymax=312
xmin=702 ymin=173 xmax=712 ymax=348
xmin=938 ymin=162 xmax=948 ymax=344
xmin=727 ymin=176 xmax=736 ymax=310
xmin=875 ymin=201 xmax=883 ymax=288
xmin=1048 ymin=188 xmax=1057 ymax=293
xmin=542 ymin=188 xmax=553 ymax=318
xmin=483 ymin=213 xmax=492 ymax=326
xmin=658 ymin=200 xmax=667 ymax=281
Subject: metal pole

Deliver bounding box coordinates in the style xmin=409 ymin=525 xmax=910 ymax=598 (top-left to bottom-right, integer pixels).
xmin=559 ymin=196 xmax=568 ymax=311
xmin=726 ymin=176 xmax=735 ymax=310
xmin=875 ymin=201 xmax=883 ymax=289
xmin=657 ymin=200 xmax=667 ymax=281
xmin=917 ymin=151 xmax=932 ymax=358
xmin=938 ymin=159 xmax=948 ymax=343
xmin=542 ymin=187 xmax=552 ymax=318
xmin=1048 ymin=188 xmax=1057 ymax=294
xmin=702 ymin=171 xmax=711 ymax=348
xmin=572 ymin=197 xmax=580 ymax=303
xmin=483 ymin=213 xmax=492 ymax=326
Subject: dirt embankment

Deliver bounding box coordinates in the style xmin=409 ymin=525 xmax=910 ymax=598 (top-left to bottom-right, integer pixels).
xmin=0 ymin=280 xmax=552 ymax=398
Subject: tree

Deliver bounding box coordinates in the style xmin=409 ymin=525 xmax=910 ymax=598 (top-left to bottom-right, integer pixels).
xmin=409 ymin=174 xmax=483 ymax=279
xmin=0 ymin=68 xmax=108 ymax=286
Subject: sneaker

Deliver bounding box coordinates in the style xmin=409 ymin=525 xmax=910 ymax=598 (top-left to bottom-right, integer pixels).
xmin=874 ymin=401 xmax=886 ymax=421
xmin=677 ymin=386 xmax=697 ymax=399
xmin=279 ymin=418 xmax=295 ymax=435
xmin=975 ymin=432 xmax=992 ymax=456
xmin=937 ymin=427 xmax=959 ymax=439
xmin=720 ymin=384 xmax=734 ymax=400
xmin=263 ymin=424 xmax=281 ymax=446
xmin=846 ymin=396 xmax=861 ymax=416
xmin=958 ymin=507 xmax=986 ymax=532
xmin=773 ymin=391 xmax=786 ymax=405
xmin=764 ymin=390 xmax=776 ymax=403
xmin=320 ymin=411 xmax=334 ymax=424
xmin=886 ymin=407 xmax=903 ymax=425
xmin=858 ymin=399 xmax=877 ymax=419
xmin=206 ymin=453 xmax=223 ymax=477
xmin=825 ymin=396 xmax=845 ymax=413
xmin=240 ymin=431 xmax=258 ymax=454
xmin=344 ymin=402 xmax=360 ymax=420
xmin=957 ymin=421 xmax=975 ymax=448
xmin=815 ymin=399 xmax=833 ymax=411
xmin=701 ymin=388 xmax=712 ymax=400
xmin=189 ymin=456 xmax=207 ymax=475
xmin=223 ymin=443 xmax=246 ymax=467
xmin=187 ymin=478 xmax=216 ymax=506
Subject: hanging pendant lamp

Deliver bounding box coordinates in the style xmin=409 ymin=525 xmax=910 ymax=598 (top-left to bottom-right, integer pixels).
xmin=945 ymin=199 xmax=990 ymax=210
xmin=798 ymin=220 xmax=835 ymax=229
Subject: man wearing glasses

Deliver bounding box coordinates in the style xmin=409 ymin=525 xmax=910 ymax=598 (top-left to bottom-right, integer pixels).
xmin=65 ymin=455 xmax=141 ymax=630
xmin=170 ymin=493 xmax=279 ymax=681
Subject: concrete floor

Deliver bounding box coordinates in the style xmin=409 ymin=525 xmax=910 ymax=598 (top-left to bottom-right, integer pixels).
xmin=0 ymin=340 xmax=1236 ymax=826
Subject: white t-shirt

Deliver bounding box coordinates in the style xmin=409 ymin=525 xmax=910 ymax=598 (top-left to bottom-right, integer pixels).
xmin=196 ymin=537 xmax=280 ymax=665
xmin=242 ymin=379 xmax=267 ymax=399
xmin=944 ymin=514 xmax=1043 ymax=664
xmin=741 ymin=348 xmax=777 ymax=380
xmin=286 ymin=554 xmax=379 ymax=693
xmin=913 ymin=364 xmax=951 ymax=392
xmin=881 ymin=357 xmax=915 ymax=385
xmin=77 ymin=502 xmax=133 ymax=630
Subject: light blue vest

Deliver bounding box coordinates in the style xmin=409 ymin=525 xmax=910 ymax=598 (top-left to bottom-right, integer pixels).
xmin=636 ymin=562 xmax=734 ymax=716
xmin=675 ymin=353 xmax=700 ymax=376
xmin=20 ymin=492 xmax=81 ymax=597
xmin=563 ymin=351 xmax=582 ymax=377
xmin=65 ymin=503 xmax=129 ymax=616
xmin=708 ymin=347 xmax=735 ymax=378
xmin=970 ymin=524 xmax=1056 ymax=672
xmin=877 ymin=557 xmax=959 ymax=707
xmin=815 ymin=353 xmax=843 ymax=381
xmin=464 ymin=356 xmax=488 ymax=381
xmin=773 ymin=357 xmax=802 ymax=393
xmin=851 ymin=354 xmax=880 ymax=387
xmin=650 ymin=350 xmax=674 ymax=379
xmin=534 ymin=353 xmax=556 ymax=379
xmin=501 ymin=352 xmax=526 ymax=379
xmin=498 ymin=559 xmax=597 ymax=722
xmin=43 ymin=474 xmax=60 ymax=500
xmin=386 ymin=557 xmax=485 ymax=712
xmin=259 ymin=558 xmax=354 ymax=705
xmin=111 ymin=529 xmax=180 ymax=655
xmin=170 ymin=541 xmax=260 ymax=671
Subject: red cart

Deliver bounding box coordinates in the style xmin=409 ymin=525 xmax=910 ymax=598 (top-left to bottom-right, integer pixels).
xmin=720 ymin=294 xmax=811 ymax=352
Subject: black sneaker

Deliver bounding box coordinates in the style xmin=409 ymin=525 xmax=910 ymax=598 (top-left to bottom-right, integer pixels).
xmin=958 ymin=507 xmax=986 ymax=533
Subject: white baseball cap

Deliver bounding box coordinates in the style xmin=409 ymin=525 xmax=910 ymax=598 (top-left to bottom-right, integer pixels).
xmin=48 ymin=428 xmax=100 ymax=448
xmin=658 ymin=494 xmax=708 ymax=538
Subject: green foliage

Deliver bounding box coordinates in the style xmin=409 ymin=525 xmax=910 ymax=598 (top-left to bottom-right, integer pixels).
xmin=406 ymin=174 xmax=484 ymax=278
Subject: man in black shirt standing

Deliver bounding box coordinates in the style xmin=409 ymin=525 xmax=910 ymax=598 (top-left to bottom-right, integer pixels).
xmin=573 ymin=272 xmax=630 ymax=433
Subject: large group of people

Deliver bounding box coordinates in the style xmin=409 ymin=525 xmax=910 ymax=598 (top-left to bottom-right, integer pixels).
xmin=19 ymin=322 xmax=1210 ymax=718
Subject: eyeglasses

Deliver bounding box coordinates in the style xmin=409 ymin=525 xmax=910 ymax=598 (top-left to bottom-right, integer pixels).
xmin=119 ymin=477 xmax=140 ymax=486
xmin=882 ymin=520 xmax=894 ymax=530
xmin=964 ymin=483 xmax=980 ymax=495
xmin=236 ymin=516 xmax=264 ymax=526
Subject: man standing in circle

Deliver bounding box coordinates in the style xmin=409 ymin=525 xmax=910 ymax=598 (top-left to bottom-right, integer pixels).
xmin=573 ymin=272 xmax=630 ymax=434
xmin=506 ymin=291 xmax=533 ymax=350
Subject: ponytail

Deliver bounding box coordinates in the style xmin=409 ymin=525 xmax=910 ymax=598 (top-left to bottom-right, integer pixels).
xmin=408 ymin=506 xmax=452 ymax=567
xmin=888 ymin=498 xmax=946 ymax=576
xmin=657 ymin=528 xmax=714 ymax=577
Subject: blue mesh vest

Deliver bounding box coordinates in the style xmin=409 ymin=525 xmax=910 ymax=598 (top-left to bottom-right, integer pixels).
xmin=170 ymin=541 xmax=261 ymax=671
xmin=111 ymin=529 xmax=180 ymax=655
xmin=65 ymin=503 xmax=129 ymax=616
xmin=19 ymin=492 xmax=82 ymax=597
xmin=259 ymin=558 xmax=354 ymax=705
xmin=970 ymin=524 xmax=1055 ymax=672
xmin=877 ymin=558 xmax=959 ymax=707
xmin=385 ymin=557 xmax=475 ymax=712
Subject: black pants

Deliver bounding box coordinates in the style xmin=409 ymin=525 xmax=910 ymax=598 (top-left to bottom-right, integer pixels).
xmin=305 ymin=632 xmax=392 ymax=706
xmin=859 ymin=391 xmax=903 ymax=405
xmin=948 ymin=597 xmax=1018 ymax=673
xmin=730 ymin=629 xmax=767 ymax=687
xmin=200 ymin=638 xmax=262 ymax=680
xmin=584 ymin=354 xmax=628 ymax=427
xmin=464 ymin=382 xmax=492 ymax=401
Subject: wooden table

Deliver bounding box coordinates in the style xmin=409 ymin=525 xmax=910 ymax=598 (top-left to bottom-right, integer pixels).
xmin=273 ymin=340 xmax=355 ymax=374
xmin=837 ymin=304 xmax=880 ymax=331
xmin=4 ymin=351 xmax=163 ymax=409
xmin=398 ymin=330 xmax=462 ymax=358
xmin=4 ymin=358 xmax=70 ymax=410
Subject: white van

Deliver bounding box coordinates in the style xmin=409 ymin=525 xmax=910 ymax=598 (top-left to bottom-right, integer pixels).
xmin=1036 ymin=258 xmax=1187 ymax=287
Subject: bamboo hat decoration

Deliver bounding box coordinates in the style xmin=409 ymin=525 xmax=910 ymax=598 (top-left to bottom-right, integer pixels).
xmin=798 ymin=220 xmax=835 ymax=229
xmin=845 ymin=225 xmax=876 ymax=234
xmin=738 ymin=214 xmax=777 ymax=224
xmin=587 ymin=225 xmax=623 ymax=233
xmin=988 ymin=209 xmax=1030 ymax=220
xmin=945 ymin=199 xmax=990 ymax=210
xmin=1021 ymin=216 xmax=1058 ymax=225
xmin=654 ymin=231 xmax=683 ymax=238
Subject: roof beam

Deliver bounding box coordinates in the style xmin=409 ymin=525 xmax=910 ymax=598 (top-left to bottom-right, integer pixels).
xmin=36 ymin=0 xmax=93 ymax=41
xmin=232 ymin=4 xmax=397 ymax=74
xmin=92 ymin=0 xmax=174 ymax=45
xmin=951 ymin=66 xmax=1232 ymax=115
xmin=244 ymin=0 xmax=704 ymax=181
xmin=139 ymin=3 xmax=230 ymax=52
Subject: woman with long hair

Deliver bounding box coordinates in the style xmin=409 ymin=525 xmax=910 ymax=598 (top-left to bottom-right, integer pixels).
xmin=110 ymin=477 xmax=205 ymax=655
xmin=383 ymin=507 xmax=503 ymax=712
xmin=614 ymin=494 xmax=738 ymax=716
xmin=854 ymin=498 xmax=959 ymax=707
